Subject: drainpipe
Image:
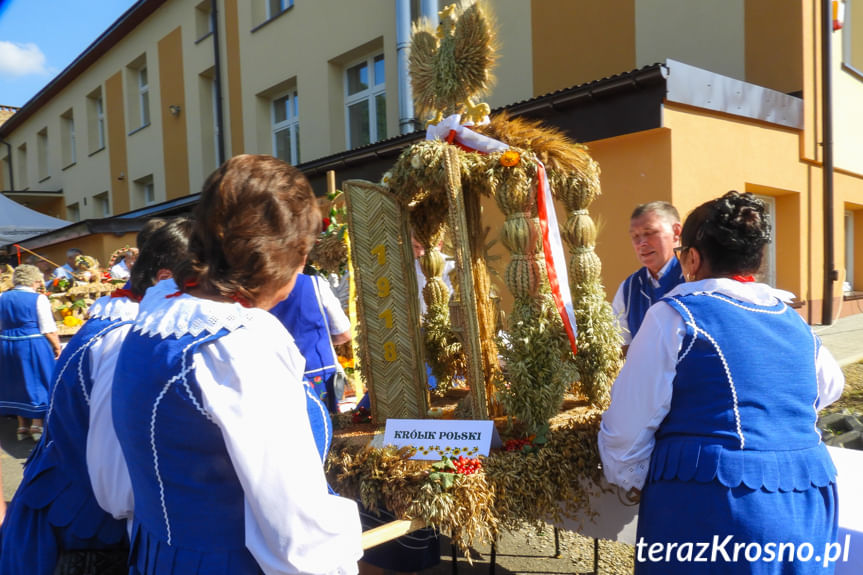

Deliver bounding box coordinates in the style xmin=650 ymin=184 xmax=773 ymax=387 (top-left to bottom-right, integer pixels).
xmin=0 ymin=139 xmax=13 ymax=191
xmin=211 ymin=0 xmax=226 ymax=165
xmin=396 ymin=0 xmax=415 ymax=134
xmin=821 ymin=0 xmax=838 ymax=325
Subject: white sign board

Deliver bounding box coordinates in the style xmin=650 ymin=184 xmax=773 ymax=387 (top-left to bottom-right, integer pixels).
xmin=383 ymin=419 xmax=502 ymax=460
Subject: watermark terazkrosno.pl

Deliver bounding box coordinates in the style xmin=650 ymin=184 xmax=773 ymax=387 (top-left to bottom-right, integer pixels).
xmin=636 ymin=534 xmax=851 ymax=568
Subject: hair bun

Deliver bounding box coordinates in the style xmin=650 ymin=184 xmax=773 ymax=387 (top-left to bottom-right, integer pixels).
xmin=701 ymin=191 xmax=770 ymax=253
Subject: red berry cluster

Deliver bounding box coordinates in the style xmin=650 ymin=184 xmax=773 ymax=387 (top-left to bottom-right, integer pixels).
xmin=452 ymin=456 xmax=482 ymax=475
xmin=504 ymin=438 xmax=532 ymax=452
xmin=351 ymin=406 xmax=372 ymax=424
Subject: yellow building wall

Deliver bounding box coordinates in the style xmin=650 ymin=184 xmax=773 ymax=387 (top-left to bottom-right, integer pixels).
xmin=664 ymin=104 xmax=810 ymax=300
xmin=106 ymin=72 xmax=130 ymax=215
xmin=584 ymin=128 xmax=673 ymax=297
xmin=37 ymin=232 xmax=138 ymax=275
xmin=157 ymin=27 xmax=191 ymax=201
xmin=531 ymin=0 xmax=636 ymax=96
xmin=744 ymin=0 xmax=803 ymax=93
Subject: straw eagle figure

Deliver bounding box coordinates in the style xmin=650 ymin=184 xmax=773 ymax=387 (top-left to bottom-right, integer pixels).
xmin=409 ymin=1 xmax=496 ymax=126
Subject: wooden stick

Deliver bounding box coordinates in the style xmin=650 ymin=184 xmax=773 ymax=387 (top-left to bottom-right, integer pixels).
xmin=361 ymin=518 xmax=426 ymax=550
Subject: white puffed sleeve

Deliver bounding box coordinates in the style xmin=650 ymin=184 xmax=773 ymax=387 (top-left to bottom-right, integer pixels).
xmin=315 ymin=276 xmax=351 ymax=336
xmin=598 ymin=301 xmax=684 ymax=490
xmin=36 ymin=293 xmax=58 ymax=333
xmin=87 ymin=324 xmax=135 ymax=521
xmin=815 ymin=344 xmax=845 ymax=410
xmin=194 ymin=314 xmax=362 ymax=575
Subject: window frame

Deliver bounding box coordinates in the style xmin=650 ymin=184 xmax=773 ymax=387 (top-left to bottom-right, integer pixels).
xmin=267 ymin=0 xmax=293 ymax=20
xmin=138 ymin=66 xmax=151 ymax=127
xmin=271 ymin=89 xmax=300 ymax=165
xmin=344 ymin=53 xmax=387 ymax=149
xmin=754 ymin=194 xmax=777 ymax=287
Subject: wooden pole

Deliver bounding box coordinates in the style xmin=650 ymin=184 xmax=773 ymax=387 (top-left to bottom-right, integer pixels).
xmin=361 ymin=518 xmax=426 ymax=550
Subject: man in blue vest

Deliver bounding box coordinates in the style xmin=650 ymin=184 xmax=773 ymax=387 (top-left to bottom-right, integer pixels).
xmin=612 ymin=201 xmax=685 ymax=354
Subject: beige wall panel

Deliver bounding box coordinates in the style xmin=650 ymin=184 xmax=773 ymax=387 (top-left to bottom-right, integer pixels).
xmin=531 ymin=0 xmax=636 ymax=95
xmin=237 ymin=1 xmax=395 ymax=159
xmin=185 ymin=32 xmax=219 ymax=190
xmin=835 ymin=29 xmax=863 ymax=175
xmin=744 ymin=0 xmax=803 ymax=93
xmin=158 ymin=27 xmax=191 ymax=201
xmin=585 ymin=128 xmax=673 ymax=298
xmin=636 ymin=0 xmax=745 ymax=80
xmin=485 ymin=0 xmax=533 ymax=107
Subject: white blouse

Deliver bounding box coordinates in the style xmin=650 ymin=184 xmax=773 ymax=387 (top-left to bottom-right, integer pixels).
xmin=0 ymin=286 xmax=57 ymax=334
xmin=598 ymin=278 xmax=845 ymax=491
xmin=89 ymin=282 xmax=362 ymax=575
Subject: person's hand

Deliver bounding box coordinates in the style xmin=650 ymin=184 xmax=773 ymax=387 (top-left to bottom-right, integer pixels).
xmin=53 ymin=346 xmax=62 ymax=359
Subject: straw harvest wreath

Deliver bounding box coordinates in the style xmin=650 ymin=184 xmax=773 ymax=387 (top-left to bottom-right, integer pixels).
xmin=326 ymin=0 xmax=622 ymax=551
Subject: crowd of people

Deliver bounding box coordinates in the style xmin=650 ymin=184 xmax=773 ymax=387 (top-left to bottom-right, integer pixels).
xmin=0 ymin=150 xmax=848 ymax=574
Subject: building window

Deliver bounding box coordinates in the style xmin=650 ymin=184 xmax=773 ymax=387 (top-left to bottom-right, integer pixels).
xmin=755 ymin=195 xmax=776 ymax=287
xmin=61 ymin=109 xmax=76 ymax=167
xmin=94 ymin=192 xmax=111 ymax=218
xmin=272 ymin=90 xmax=300 ymax=165
xmin=67 ymin=202 xmax=80 ymax=222
xmin=126 ymin=56 xmax=150 ymax=131
xmin=135 ymin=175 xmax=155 ymax=207
xmin=268 ymin=0 xmax=293 ymax=19
xmin=195 ymin=0 xmax=214 ymax=40
xmin=87 ymin=89 xmax=106 ymax=153
xmin=139 ymin=67 xmax=150 ymax=126
xmin=844 ymin=0 xmax=863 ymax=77
xmin=345 ymin=53 xmax=386 ymax=149
xmin=17 ymin=143 xmax=27 ymax=189
xmin=37 ymin=128 xmax=49 ymax=181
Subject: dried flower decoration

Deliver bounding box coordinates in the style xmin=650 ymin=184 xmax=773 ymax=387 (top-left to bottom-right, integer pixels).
xmin=499 ymin=150 xmax=520 ymax=167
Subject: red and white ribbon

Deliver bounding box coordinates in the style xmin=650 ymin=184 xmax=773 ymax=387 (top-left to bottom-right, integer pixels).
xmin=535 ymin=161 xmax=578 ymax=355
xmin=427 ymin=115 xmax=578 ymax=354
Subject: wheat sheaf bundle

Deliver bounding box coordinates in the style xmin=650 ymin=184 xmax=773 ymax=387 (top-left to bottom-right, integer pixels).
xmin=409 ymin=0 xmax=496 ymax=125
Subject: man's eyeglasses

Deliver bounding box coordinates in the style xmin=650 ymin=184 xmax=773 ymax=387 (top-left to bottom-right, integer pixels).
xmin=673 ymin=246 xmax=689 ymax=260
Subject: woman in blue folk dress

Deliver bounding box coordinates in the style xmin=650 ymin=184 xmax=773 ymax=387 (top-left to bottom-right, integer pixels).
xmin=110 ymin=155 xmax=362 ymax=575
xmin=0 ymin=219 xmax=192 ymax=575
xmin=599 ymin=191 xmax=845 ymax=574
xmin=0 ymin=264 xmax=61 ymax=442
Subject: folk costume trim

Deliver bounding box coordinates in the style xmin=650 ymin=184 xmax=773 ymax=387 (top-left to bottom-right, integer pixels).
xmin=135 ymin=291 xmax=259 ymax=339
xmin=149 ymin=332 xmax=216 ymax=546
xmin=667 ymin=296 xmax=746 ymax=450
xmin=88 ymin=293 xmax=140 ymax=322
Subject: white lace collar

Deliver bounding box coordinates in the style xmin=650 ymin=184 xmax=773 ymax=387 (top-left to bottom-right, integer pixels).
xmin=666 ymin=277 xmax=796 ymax=307
xmin=87 ymin=294 xmax=139 ymax=322
xmin=134 ymin=290 xmax=262 ymax=338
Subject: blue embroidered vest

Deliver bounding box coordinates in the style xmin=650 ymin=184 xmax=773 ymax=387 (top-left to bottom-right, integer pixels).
xmin=622 ymin=258 xmax=685 ymax=340
xmin=651 ymin=292 xmax=836 ymax=492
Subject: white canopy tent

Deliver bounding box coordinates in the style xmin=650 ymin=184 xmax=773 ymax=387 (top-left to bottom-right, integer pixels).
xmin=0 ymin=194 xmax=69 ymax=246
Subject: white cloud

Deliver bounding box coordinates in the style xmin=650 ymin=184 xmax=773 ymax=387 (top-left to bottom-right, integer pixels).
xmin=0 ymin=41 xmax=51 ymax=77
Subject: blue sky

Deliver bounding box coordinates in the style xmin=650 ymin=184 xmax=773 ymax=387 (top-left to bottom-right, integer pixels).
xmin=0 ymin=0 xmax=137 ymax=108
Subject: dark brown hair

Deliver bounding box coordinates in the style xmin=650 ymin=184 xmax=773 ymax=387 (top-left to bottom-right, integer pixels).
xmin=173 ymin=154 xmax=320 ymax=304
xmin=681 ymin=191 xmax=771 ymax=276
xmin=129 ymin=217 xmax=193 ymax=297
xmin=136 ymin=218 xmax=168 ymax=250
